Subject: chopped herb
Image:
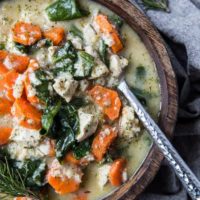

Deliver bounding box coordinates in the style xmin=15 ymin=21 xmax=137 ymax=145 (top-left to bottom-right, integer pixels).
xmin=46 ymin=0 xmax=90 ymax=21
xmin=0 ymin=158 xmax=41 ymax=199
xmin=141 ymin=0 xmax=169 ymax=12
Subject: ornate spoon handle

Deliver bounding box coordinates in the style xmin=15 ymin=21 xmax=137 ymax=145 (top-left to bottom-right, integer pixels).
xmin=118 ymin=80 xmax=200 ymax=200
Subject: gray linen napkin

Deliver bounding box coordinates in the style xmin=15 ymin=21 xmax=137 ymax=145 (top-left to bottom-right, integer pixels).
xmin=127 ymin=0 xmax=200 ymax=200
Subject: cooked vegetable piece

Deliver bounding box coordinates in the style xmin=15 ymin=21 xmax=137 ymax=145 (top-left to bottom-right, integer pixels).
xmin=89 ymin=85 xmax=122 ymax=120
xmin=12 ymin=159 xmax=46 ymax=189
xmin=0 ymin=43 xmax=5 ymax=50
xmin=14 ymin=43 xmax=30 ymax=54
xmin=95 ymin=14 xmax=123 ymax=53
xmin=24 ymin=60 xmax=40 ymax=104
xmin=1 ymin=70 xmax=19 ymax=90
xmin=0 ymin=98 xmax=12 ymax=115
xmin=0 ymin=127 xmax=12 ymax=145
xmin=109 ymin=158 xmax=126 ymax=186
xmin=74 ymin=51 xmax=95 ymax=79
xmin=92 ymin=125 xmax=117 ymax=161
xmin=5 ymin=89 xmax=15 ymax=102
xmin=4 ymin=54 xmax=30 ymax=73
xmin=72 ymin=139 xmax=91 ymax=159
xmin=99 ymin=39 xmax=108 ymax=65
xmin=44 ymin=27 xmax=65 ymax=45
xmin=53 ymin=41 xmax=77 ymax=63
xmin=0 ymin=62 xmax=8 ymax=75
xmin=136 ymin=65 xmax=146 ymax=80
xmin=0 ymin=50 xmax=8 ymax=62
xmin=12 ymin=22 xmax=42 ymax=46
xmin=73 ymin=192 xmax=88 ymax=200
xmin=47 ymin=175 xmax=80 ymax=195
xmin=46 ymin=0 xmax=90 ymax=21
xmin=69 ymin=25 xmax=83 ymax=39
xmin=12 ymin=98 xmax=42 ymax=130
xmin=40 ymin=100 xmax=61 ymax=136
xmin=109 ymin=14 xmax=123 ymax=30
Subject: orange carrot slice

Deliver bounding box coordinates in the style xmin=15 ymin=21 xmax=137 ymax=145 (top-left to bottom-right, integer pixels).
xmin=0 ymin=97 xmax=13 ymax=115
xmin=89 ymin=85 xmax=122 ymax=121
xmin=12 ymin=98 xmax=42 ymax=130
xmin=95 ymin=14 xmax=123 ymax=53
xmin=4 ymin=54 xmax=30 ymax=73
xmin=5 ymin=89 xmax=15 ymax=102
xmin=0 ymin=50 xmax=8 ymax=62
xmin=65 ymin=152 xmax=91 ymax=166
xmin=12 ymin=22 xmax=42 ymax=46
xmin=0 ymin=62 xmax=8 ymax=75
xmin=109 ymin=158 xmax=127 ymax=186
xmin=0 ymin=127 xmax=12 ymax=145
xmin=92 ymin=125 xmax=117 ymax=161
xmin=44 ymin=27 xmax=65 ymax=45
xmin=24 ymin=59 xmax=40 ymax=104
xmin=47 ymin=175 xmax=80 ymax=195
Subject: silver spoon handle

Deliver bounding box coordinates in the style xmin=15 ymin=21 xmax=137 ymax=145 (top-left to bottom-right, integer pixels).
xmin=118 ymin=80 xmax=200 ymax=200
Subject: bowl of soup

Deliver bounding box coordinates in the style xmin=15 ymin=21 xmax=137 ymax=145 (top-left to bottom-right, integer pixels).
xmin=0 ymin=0 xmax=177 ymax=200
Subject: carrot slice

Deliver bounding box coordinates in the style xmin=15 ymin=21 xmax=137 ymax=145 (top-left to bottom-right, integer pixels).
xmin=24 ymin=59 xmax=40 ymax=104
xmin=92 ymin=125 xmax=117 ymax=161
xmin=0 ymin=97 xmax=13 ymax=115
xmin=0 ymin=62 xmax=8 ymax=75
xmin=0 ymin=127 xmax=12 ymax=145
xmin=12 ymin=22 xmax=42 ymax=46
xmin=5 ymin=89 xmax=15 ymax=102
xmin=44 ymin=27 xmax=65 ymax=45
xmin=95 ymin=14 xmax=123 ymax=53
xmin=14 ymin=197 xmax=32 ymax=200
xmin=89 ymin=85 xmax=122 ymax=121
xmin=109 ymin=158 xmax=127 ymax=186
xmin=0 ymin=50 xmax=8 ymax=62
xmin=65 ymin=152 xmax=91 ymax=166
xmin=4 ymin=54 xmax=30 ymax=73
xmin=47 ymin=175 xmax=80 ymax=195
xmin=12 ymin=98 xmax=42 ymax=130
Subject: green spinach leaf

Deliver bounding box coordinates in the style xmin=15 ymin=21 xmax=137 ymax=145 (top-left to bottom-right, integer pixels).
xmin=98 ymin=39 xmax=108 ymax=65
xmin=0 ymin=43 xmax=5 ymax=50
xmin=136 ymin=65 xmax=146 ymax=80
xmin=40 ymin=100 xmax=61 ymax=136
xmin=69 ymin=25 xmax=83 ymax=39
xmin=74 ymin=51 xmax=94 ymax=79
xmin=53 ymin=41 xmax=77 ymax=63
xmin=15 ymin=43 xmax=29 ymax=54
xmin=109 ymin=14 xmax=123 ymax=30
xmin=46 ymin=0 xmax=90 ymax=21
xmin=72 ymin=139 xmax=92 ymax=159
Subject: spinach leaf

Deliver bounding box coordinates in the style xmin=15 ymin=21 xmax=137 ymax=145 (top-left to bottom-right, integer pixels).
xmin=74 ymin=51 xmax=94 ymax=79
xmin=0 ymin=43 xmax=5 ymax=50
xmin=69 ymin=25 xmax=83 ymax=39
xmin=130 ymin=87 xmax=147 ymax=106
xmin=109 ymin=14 xmax=123 ymax=30
xmin=53 ymin=41 xmax=77 ymax=63
xmin=72 ymin=139 xmax=91 ymax=159
xmin=40 ymin=100 xmax=61 ymax=136
xmin=71 ymin=97 xmax=87 ymax=109
xmin=99 ymin=39 xmax=108 ymax=65
xmin=46 ymin=0 xmax=90 ymax=21
xmin=55 ymin=103 xmax=79 ymax=161
xmin=12 ymin=159 xmax=46 ymax=189
xmin=15 ymin=43 xmax=29 ymax=54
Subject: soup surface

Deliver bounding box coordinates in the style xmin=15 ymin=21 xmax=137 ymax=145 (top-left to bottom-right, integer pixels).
xmin=0 ymin=0 xmax=161 ymax=200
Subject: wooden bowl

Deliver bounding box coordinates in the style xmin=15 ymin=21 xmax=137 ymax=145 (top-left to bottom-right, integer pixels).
xmin=94 ymin=0 xmax=178 ymax=199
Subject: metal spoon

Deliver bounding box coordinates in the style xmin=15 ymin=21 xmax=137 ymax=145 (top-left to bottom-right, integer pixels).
xmin=118 ymin=80 xmax=200 ymax=200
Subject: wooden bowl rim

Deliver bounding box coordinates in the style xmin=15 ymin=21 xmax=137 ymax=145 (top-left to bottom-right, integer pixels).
xmin=93 ymin=0 xmax=178 ymax=199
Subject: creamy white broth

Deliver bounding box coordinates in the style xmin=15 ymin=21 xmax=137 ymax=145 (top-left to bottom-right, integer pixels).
xmin=0 ymin=0 xmax=160 ymax=200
